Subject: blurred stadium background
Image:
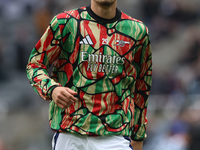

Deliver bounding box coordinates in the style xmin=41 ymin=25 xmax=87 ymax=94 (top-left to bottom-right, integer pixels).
xmin=0 ymin=0 xmax=200 ymax=149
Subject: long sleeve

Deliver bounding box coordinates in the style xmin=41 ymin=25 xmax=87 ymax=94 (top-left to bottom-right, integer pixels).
xmin=131 ymin=28 xmax=152 ymax=141
xmin=26 ymin=16 xmax=62 ymax=100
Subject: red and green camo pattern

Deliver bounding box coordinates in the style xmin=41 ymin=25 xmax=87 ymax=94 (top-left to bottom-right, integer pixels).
xmin=26 ymin=6 xmax=152 ymax=141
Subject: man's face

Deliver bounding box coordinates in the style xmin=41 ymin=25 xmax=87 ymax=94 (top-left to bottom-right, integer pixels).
xmin=93 ymin=0 xmax=116 ymax=7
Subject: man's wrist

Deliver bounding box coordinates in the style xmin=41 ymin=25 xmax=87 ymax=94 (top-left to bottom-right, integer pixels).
xmin=49 ymin=85 xmax=61 ymax=99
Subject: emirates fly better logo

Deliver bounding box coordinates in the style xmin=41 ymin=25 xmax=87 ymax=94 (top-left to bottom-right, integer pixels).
xmin=81 ymin=52 xmax=125 ymax=74
xmin=79 ymin=35 xmax=127 ymax=74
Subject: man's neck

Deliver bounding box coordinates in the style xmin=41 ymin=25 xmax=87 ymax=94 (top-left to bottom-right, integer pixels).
xmin=91 ymin=1 xmax=117 ymax=19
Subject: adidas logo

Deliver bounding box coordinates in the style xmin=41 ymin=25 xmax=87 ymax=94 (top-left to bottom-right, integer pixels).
xmin=79 ymin=35 xmax=94 ymax=45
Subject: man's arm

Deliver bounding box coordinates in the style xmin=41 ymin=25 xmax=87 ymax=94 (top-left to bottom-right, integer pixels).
xmin=131 ymin=26 xmax=152 ymax=142
xmin=26 ymin=16 xmax=62 ymax=100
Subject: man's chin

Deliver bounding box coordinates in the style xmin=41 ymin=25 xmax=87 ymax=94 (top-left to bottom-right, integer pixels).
xmin=95 ymin=0 xmax=116 ymax=7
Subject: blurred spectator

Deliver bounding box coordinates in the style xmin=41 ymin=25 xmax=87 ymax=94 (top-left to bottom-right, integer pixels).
xmin=14 ymin=27 xmax=30 ymax=71
xmin=33 ymin=0 xmax=58 ymax=37
xmin=0 ymin=139 xmax=6 ymax=150
xmin=179 ymin=27 xmax=200 ymax=66
xmin=0 ymin=38 xmax=7 ymax=81
xmin=1 ymin=0 xmax=24 ymax=20
xmin=176 ymin=26 xmax=200 ymax=94
xmin=143 ymin=0 xmax=200 ymax=41
xmin=33 ymin=6 xmax=52 ymax=37
xmin=141 ymin=0 xmax=161 ymax=23
xmin=155 ymin=120 xmax=189 ymax=150
xmin=188 ymin=123 xmax=200 ymax=150
xmin=167 ymin=1 xmax=199 ymax=23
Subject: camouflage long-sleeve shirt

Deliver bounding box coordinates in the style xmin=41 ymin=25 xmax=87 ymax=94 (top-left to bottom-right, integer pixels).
xmin=26 ymin=6 xmax=152 ymax=141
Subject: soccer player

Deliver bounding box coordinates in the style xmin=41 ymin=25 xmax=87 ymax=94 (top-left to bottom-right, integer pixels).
xmin=26 ymin=0 xmax=152 ymax=150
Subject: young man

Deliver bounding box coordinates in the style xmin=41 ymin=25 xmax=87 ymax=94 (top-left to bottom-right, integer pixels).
xmin=26 ymin=0 xmax=152 ymax=149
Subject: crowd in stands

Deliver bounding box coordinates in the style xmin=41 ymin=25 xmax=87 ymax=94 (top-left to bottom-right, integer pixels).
xmin=0 ymin=0 xmax=199 ymax=149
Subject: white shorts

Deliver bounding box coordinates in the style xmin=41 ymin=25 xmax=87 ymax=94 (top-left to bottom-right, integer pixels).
xmin=52 ymin=132 xmax=133 ymax=150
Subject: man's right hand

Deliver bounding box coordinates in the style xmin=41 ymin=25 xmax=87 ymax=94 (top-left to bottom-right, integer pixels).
xmin=52 ymin=87 xmax=78 ymax=109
